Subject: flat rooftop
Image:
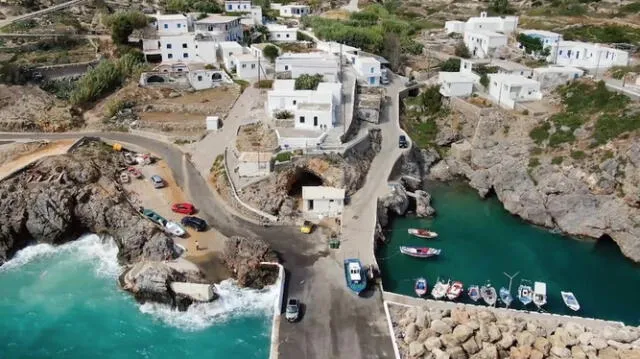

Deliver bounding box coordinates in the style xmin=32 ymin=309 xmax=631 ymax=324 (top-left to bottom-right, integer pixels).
xmin=302 ymin=186 xmax=345 ymax=200
xmin=272 ymin=79 xmax=296 ymax=90
xmin=520 ymin=29 xmax=562 ymax=37
xmin=154 ymin=14 xmax=187 ymax=21
xmin=491 ymin=59 xmax=532 ymax=72
xmin=297 ymin=102 xmax=331 ymax=111
xmin=489 ymin=73 xmax=540 ymax=85
xmin=196 ymin=14 xmax=240 ymax=24
xmin=234 ymin=53 xmax=258 ymax=61
xmin=534 ymin=66 xmax=584 ymax=74
xmin=439 ymin=71 xmax=477 ymax=83
xmin=468 ymin=29 xmax=507 ymax=38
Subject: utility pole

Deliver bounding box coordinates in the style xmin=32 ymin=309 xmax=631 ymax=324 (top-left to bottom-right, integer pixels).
xmin=594 ymin=49 xmax=602 ymax=79
xmin=340 ymin=42 xmax=346 ymax=137
xmin=257 ymin=54 xmax=261 ymax=85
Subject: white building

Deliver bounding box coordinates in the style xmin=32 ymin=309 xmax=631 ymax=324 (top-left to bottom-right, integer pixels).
xmin=154 ymin=14 xmax=190 ymax=36
xmin=445 ymin=11 xmax=518 ymax=35
xmin=237 ymin=152 xmax=271 ymax=177
xmin=267 ymin=80 xmax=342 ymax=130
xmin=218 ymin=41 xmax=244 ymax=70
xmin=491 ymin=59 xmax=533 ymax=78
xmin=519 ymin=29 xmax=562 ymax=49
xmin=438 ymin=72 xmax=477 ymax=97
xmin=279 ymin=4 xmax=311 ymax=17
xmin=225 ymin=0 xmax=252 ymax=12
xmin=533 ymin=66 xmax=584 ymax=89
xmin=266 ymin=24 xmax=297 ymax=42
xmin=194 ymin=14 xmax=243 ymax=42
xmin=547 ymin=41 xmax=629 ymax=70
xmin=302 ymin=186 xmax=345 ymax=218
xmin=251 ymin=6 xmax=263 ymax=25
xmin=275 ymin=52 xmax=340 ymax=82
xmin=463 ymin=30 xmax=508 ymax=59
xmin=488 ymin=74 xmax=543 ymax=109
xmin=233 ymin=53 xmax=260 ymax=79
xmin=139 ymin=64 xmax=232 ymax=91
xmin=352 ymin=56 xmax=381 ymax=86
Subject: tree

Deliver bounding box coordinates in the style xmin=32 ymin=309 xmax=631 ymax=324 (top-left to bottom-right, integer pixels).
xmin=439 ymin=58 xmax=461 ymax=72
xmin=416 ymin=85 xmax=443 ymax=115
xmin=295 ymin=74 xmax=323 ymax=90
xmin=263 ymin=44 xmax=279 ymax=63
xmin=488 ymin=0 xmax=515 ymax=15
xmin=382 ymin=33 xmax=402 ymax=72
xmin=105 ymin=11 xmax=150 ymax=45
xmin=517 ymin=34 xmax=544 ymax=54
xmin=454 ymin=41 xmax=471 ymax=59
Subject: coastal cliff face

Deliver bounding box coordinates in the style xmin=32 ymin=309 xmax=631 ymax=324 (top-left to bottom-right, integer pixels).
xmin=222 ymin=236 xmax=279 ymax=289
xmin=0 ymin=141 xmax=177 ymax=265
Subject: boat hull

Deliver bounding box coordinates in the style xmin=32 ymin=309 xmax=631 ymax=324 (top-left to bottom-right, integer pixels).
xmin=480 ymin=286 xmax=497 ymax=306
xmin=518 ymin=285 xmax=533 ymax=306
xmin=415 ymin=278 xmax=428 ymax=297
xmin=468 ymin=286 xmax=480 ymax=302
xmin=343 ymin=259 xmax=368 ymax=294
xmin=561 ymin=291 xmax=581 ymax=312
xmin=399 ymin=246 xmax=442 ymax=258
xmin=408 ymin=228 xmax=438 ymax=239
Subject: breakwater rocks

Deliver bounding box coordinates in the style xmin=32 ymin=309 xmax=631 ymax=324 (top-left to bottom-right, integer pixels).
xmin=390 ymin=304 xmax=640 ymax=359
xmin=222 ymin=236 xmax=279 ymax=289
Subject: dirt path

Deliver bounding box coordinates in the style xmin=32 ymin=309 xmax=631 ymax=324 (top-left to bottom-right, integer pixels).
xmin=0 ymin=139 xmax=76 ymax=181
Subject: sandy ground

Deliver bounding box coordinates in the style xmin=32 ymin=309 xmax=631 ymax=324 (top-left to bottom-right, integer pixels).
xmin=121 ymin=156 xmax=229 ymax=282
xmin=0 ymin=139 xmax=75 ymax=180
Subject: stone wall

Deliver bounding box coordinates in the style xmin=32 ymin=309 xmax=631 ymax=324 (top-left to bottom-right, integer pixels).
xmin=389 ymin=304 xmax=640 ymax=359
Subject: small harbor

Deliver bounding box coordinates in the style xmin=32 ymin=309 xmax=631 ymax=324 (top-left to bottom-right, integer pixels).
xmin=377 ymin=181 xmax=640 ymax=325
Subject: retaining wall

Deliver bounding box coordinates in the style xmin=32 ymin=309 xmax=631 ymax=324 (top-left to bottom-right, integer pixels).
xmin=261 ymin=262 xmax=285 ymax=359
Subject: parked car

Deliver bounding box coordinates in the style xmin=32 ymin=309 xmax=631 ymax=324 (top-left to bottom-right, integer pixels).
xmin=165 ymin=221 xmax=186 ymax=237
xmin=300 ymin=220 xmax=314 ymax=234
xmin=127 ymin=166 xmax=142 ymax=179
xmin=381 ymin=68 xmax=389 ymax=85
xmin=285 ymin=298 xmax=300 ymax=322
xmin=150 ymin=175 xmax=165 ymax=188
xmin=181 ymin=216 xmax=207 ymax=231
xmin=398 ymin=135 xmax=408 ymax=149
xmin=171 ymin=202 xmax=196 ymax=215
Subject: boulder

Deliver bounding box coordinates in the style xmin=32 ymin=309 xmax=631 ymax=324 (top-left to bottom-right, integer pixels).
xmin=467 ymin=320 xmax=480 ymax=331
xmin=550 ymin=346 xmax=571 ymax=358
xmin=451 ymin=308 xmax=471 ymax=325
xmin=572 ymin=345 xmax=587 ymax=359
xmin=416 ymin=307 xmax=430 ymax=328
xmin=509 ymin=346 xmax=532 ymax=359
xmin=462 ymin=338 xmax=480 ymax=355
xmin=425 ymin=336 xmax=444 ymax=351
xmin=442 ymin=334 xmax=462 ymax=348
xmin=487 ymin=324 xmax=502 ymax=342
xmin=415 ymin=190 xmax=436 ymax=217
xmin=529 ymin=349 xmax=543 ymax=359
xmin=516 ymin=331 xmax=536 ymax=348
xmin=533 ymin=337 xmax=551 ymax=355
xmin=453 ymin=324 xmax=475 ymax=343
xmin=497 ymin=333 xmax=515 ymax=350
xmin=432 ymin=319 xmax=454 ymax=335
xmin=479 ymin=343 xmax=498 ymax=359
xmin=405 ymin=323 xmax=419 ymax=344
xmin=550 ymin=327 xmax=578 ymax=347
xmin=620 ymin=349 xmax=640 ymax=359
xmin=409 ymin=341 xmax=426 ymax=358
xmin=477 ymin=311 xmax=496 ymax=324
xmin=603 ymin=327 xmax=640 ymax=344
xmin=222 ymin=236 xmax=278 ymax=288
xmin=578 ymin=332 xmax=594 ymax=346
xmin=433 ymin=348 xmax=451 ymax=359
xmin=591 ymin=337 xmax=609 ymax=350
xmin=565 ymin=322 xmax=585 ymax=337
xmin=609 ymin=340 xmax=632 ymax=351
xmin=447 ymin=345 xmax=468 ymax=359
xmin=599 ymin=347 xmax=621 ymax=359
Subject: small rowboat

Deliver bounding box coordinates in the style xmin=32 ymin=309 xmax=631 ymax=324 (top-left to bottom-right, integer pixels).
xmin=408 ymin=228 xmax=438 ymax=239
xmin=499 ymin=287 xmax=513 ymax=307
xmin=561 ymin=291 xmax=580 ymax=311
xmin=432 ymin=279 xmax=449 ymax=300
xmin=446 ymin=281 xmax=464 ymax=300
xmin=481 ymin=282 xmax=497 ymax=306
xmin=518 ymin=281 xmax=533 ymax=306
xmin=399 ymin=246 xmax=441 ymax=258
xmin=415 ymin=278 xmax=428 ymax=297
xmin=468 ymin=285 xmax=480 ymax=302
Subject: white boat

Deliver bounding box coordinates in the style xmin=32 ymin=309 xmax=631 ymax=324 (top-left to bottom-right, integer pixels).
xmin=533 ymin=282 xmax=547 ymax=309
xmin=480 ymin=282 xmax=497 ymax=306
xmin=431 ymin=279 xmax=450 ymax=300
xmin=165 ymin=221 xmax=186 ymax=237
xmin=446 ymin=281 xmax=464 ymax=300
xmin=468 ymin=285 xmax=480 ymax=302
xmin=415 ymin=278 xmax=428 ymax=297
xmin=407 ymin=228 xmax=438 ymax=239
xmin=561 ymin=291 xmax=580 ymax=311
xmin=518 ymin=281 xmax=533 ymax=306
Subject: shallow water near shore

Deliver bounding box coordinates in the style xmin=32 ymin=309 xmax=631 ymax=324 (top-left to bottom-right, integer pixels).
xmin=0 ymin=235 xmax=274 ymax=358
xmin=377 ymin=181 xmax=640 ymax=325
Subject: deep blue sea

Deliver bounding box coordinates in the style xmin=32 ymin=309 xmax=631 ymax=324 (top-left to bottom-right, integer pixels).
xmin=0 ymin=235 xmax=275 ymax=359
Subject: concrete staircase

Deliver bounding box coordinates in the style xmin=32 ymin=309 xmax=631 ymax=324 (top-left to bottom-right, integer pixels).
xmin=321 ymin=128 xmax=344 ymax=148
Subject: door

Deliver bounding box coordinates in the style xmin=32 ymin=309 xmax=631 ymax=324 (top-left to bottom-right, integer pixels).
xmin=313 ymin=117 xmax=318 ymax=126
xmin=369 ymin=77 xmax=375 ymax=85
xmin=308 ymin=200 xmax=314 ymax=210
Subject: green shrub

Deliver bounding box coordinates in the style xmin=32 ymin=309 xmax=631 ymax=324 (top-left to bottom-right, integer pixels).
xmin=518 ymin=34 xmax=544 ymax=54
xmin=617 ymin=1 xmax=640 ymax=15
xmin=610 ymin=65 xmax=640 ymax=80
xmin=104 ymin=11 xmax=150 ymax=45
xmin=593 ymin=113 xmax=640 ymax=144
xmin=262 ymin=44 xmax=279 ymax=63
xmin=562 ymin=25 xmax=640 ymax=44
xmin=295 ymin=74 xmax=323 ymax=90
xmin=254 ymin=79 xmax=274 ymax=88
xmin=529 ymin=122 xmax=550 ymax=144
xmin=275 ymin=110 xmax=294 ymax=119
xmin=570 ymin=150 xmax=586 ymax=160
xmin=234 ymin=79 xmax=250 ymax=92
xmin=454 ymin=41 xmax=470 ymax=58
xmin=480 ymin=74 xmax=489 ymax=88
xmin=275 ymin=151 xmax=292 ymax=162
xmin=529 ymin=157 xmax=541 ymax=168
xmin=531 ymin=147 xmax=543 ymax=155
xmin=549 ymin=130 xmax=575 ymax=147
xmin=551 ymin=156 xmax=564 ymax=165
xmin=439 ymin=58 xmax=461 ymax=72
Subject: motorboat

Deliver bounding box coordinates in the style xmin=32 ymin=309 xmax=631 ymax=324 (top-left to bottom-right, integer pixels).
xmin=415 ymin=278 xmax=428 ymax=297
xmin=165 ymin=221 xmax=186 ymax=237
xmin=533 ymin=282 xmax=547 ymax=309
xmin=431 ymin=279 xmax=449 ymax=300
xmin=446 ymin=281 xmax=464 ymax=300
xmin=518 ymin=281 xmax=533 ymax=306
xmin=468 ymin=285 xmax=480 ymax=302
xmin=499 ymin=287 xmax=513 ymax=307
xmin=480 ymin=282 xmax=497 ymax=306
xmin=344 ymin=259 xmax=368 ymax=294
xmin=399 ymin=246 xmax=441 ymax=258
xmin=561 ymin=291 xmax=580 ymax=311
xmin=408 ymin=228 xmax=438 ymax=239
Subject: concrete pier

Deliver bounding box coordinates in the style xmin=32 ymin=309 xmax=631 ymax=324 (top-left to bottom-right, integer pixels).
xmin=169 ymin=282 xmax=217 ymax=301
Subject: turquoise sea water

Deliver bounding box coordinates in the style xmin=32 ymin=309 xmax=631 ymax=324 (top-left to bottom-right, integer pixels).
xmin=0 ymin=235 xmax=274 ymax=359
xmin=377 ymin=182 xmax=640 ymax=325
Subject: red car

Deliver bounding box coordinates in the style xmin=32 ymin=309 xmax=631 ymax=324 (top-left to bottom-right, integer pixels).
xmin=171 ymin=203 xmax=195 ymax=215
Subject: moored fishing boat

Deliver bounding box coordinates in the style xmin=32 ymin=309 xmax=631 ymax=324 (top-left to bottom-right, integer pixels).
xmin=468 ymin=285 xmax=480 ymax=302
xmin=408 ymin=228 xmax=438 ymax=239
xmin=343 ymin=259 xmax=368 ymax=294
xmin=480 ymin=282 xmax=497 ymax=306
xmin=399 ymin=246 xmax=442 ymax=258
xmin=561 ymin=291 xmax=580 ymax=311
xmin=499 ymin=287 xmax=513 ymax=307
xmin=533 ymin=282 xmax=547 ymax=309
xmin=431 ymin=279 xmax=449 ymax=300
xmin=518 ymin=281 xmax=533 ymax=306
xmin=446 ymin=281 xmax=464 ymax=300
xmin=415 ymin=278 xmax=428 ymax=297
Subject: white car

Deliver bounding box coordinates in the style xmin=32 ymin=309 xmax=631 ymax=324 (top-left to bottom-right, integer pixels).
xmin=165 ymin=221 xmax=186 ymax=237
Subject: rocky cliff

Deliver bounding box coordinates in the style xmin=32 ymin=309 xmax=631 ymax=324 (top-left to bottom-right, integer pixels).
xmin=222 ymin=236 xmax=279 ymax=289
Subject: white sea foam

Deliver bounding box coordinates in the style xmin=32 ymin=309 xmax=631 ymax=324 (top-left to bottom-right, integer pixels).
xmin=139 ymin=279 xmax=278 ymax=331
xmin=0 ymin=234 xmax=120 ymax=277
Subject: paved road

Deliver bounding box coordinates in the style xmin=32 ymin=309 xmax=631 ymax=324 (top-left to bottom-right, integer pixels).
xmin=0 ymin=0 xmax=88 ymax=28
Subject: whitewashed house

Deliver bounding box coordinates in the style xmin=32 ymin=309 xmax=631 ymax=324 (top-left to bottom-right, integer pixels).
xmin=547 ymin=41 xmax=629 ymax=70
xmin=445 ymin=12 xmax=518 ymax=34
xmin=438 ymin=72 xmax=477 ymax=97
xmin=218 ymin=41 xmax=244 ymax=70
xmin=225 ymin=0 xmax=252 ymax=12
xmin=316 ymin=41 xmax=360 ymax=57
xmin=237 ymin=152 xmax=271 ymax=177
xmin=533 ymin=66 xmax=584 ymax=89
xmin=463 ymin=30 xmax=508 ymax=59
xmin=279 ymin=4 xmax=311 ymax=17
xmin=302 ymin=186 xmax=345 ymax=218
xmin=233 ymin=53 xmax=260 ymax=79
xmin=194 ymin=14 xmax=243 ymax=42
xmin=275 ymin=52 xmax=340 ymax=82
xmin=492 ymin=59 xmax=533 ymax=78
xmin=519 ymin=29 xmax=562 ymax=50
xmin=266 ymin=24 xmax=297 ymax=42
xmin=139 ymin=63 xmax=232 ymax=90
xmin=154 ymin=14 xmax=190 ymax=35
xmin=250 ymin=6 xmax=263 ymax=25
xmin=488 ymin=74 xmax=542 ymax=109
xmin=352 ymin=56 xmax=381 ymax=86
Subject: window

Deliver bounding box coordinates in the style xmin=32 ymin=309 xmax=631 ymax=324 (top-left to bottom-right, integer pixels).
xmin=242 ymin=64 xmax=246 ymax=68
xmin=166 ymin=44 xmax=172 ymax=49
xmin=183 ymin=53 xmax=188 ymax=58
xmin=370 ymin=67 xmax=374 ymax=73
xmin=284 ymin=65 xmax=289 ymax=70
xmin=244 ymin=4 xmax=247 ymax=8
xmin=164 ymin=24 xmax=168 ymax=29
xmin=292 ymin=100 xmax=297 ymax=105
xmin=286 ymin=34 xmax=290 ymax=38
xmin=168 ymin=54 xmax=173 ymax=59
xmin=197 ymin=75 xmax=203 ymax=81
xmin=228 ymin=52 xmax=233 ymax=56
xmin=251 ymin=64 xmax=256 ymax=69
xmin=567 ymin=50 xmax=572 ymax=57
xmin=559 ymin=50 xmax=563 ymax=55
xmin=299 ymin=116 xmax=305 ymax=123
xmin=228 ymin=4 xmax=232 ymax=9
xmin=177 ymin=23 xmax=181 ymax=28
xmin=277 ymin=34 xmax=281 ymax=38
xmin=182 ymin=43 xmax=187 ymax=48
xmin=208 ymin=25 xmax=213 ymax=31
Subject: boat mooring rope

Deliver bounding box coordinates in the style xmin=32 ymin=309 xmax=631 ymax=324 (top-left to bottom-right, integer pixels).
xmin=376 ymin=250 xmax=403 ymax=261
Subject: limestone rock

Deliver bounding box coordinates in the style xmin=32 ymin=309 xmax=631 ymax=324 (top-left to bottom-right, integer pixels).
xmin=599 ymin=347 xmax=621 ymax=359
xmin=222 ymin=236 xmax=278 ymax=288
xmin=487 ymin=324 xmax=502 ymax=342
xmin=517 ymin=331 xmax=536 ymax=348
xmin=425 ymin=336 xmax=443 ymax=351
xmin=452 ymin=308 xmax=471 ymax=325
xmin=608 ymin=340 xmax=632 ymax=351
xmin=405 ymin=323 xmax=419 ymax=344
xmin=529 ymin=349 xmax=543 ymax=359
xmin=591 ymin=337 xmax=609 ymax=350
xmin=453 ymin=324 xmax=475 ymax=343
xmin=603 ymin=327 xmax=640 ymax=344
xmin=565 ymin=322 xmax=585 ymax=337
xmin=462 ymin=338 xmax=480 ymax=355
xmin=416 ymin=307 xmax=430 ymax=328
xmin=434 ymin=348 xmax=451 ymax=359
xmin=447 ymin=345 xmax=468 ymax=359
xmin=479 ymin=343 xmax=498 ymax=359
xmin=477 ymin=311 xmax=496 ymax=324
xmin=409 ymin=341 xmax=426 ymax=357
xmin=415 ymin=190 xmax=436 ymax=217
xmin=509 ymin=345 xmax=532 ymax=359
xmin=442 ymin=334 xmax=461 ymax=348
xmin=533 ymin=337 xmax=551 ymax=355
xmin=579 ymin=332 xmax=594 ymax=346
xmin=497 ymin=333 xmax=515 ymax=350
xmin=620 ymin=349 xmax=640 ymax=359
xmin=572 ymin=345 xmax=587 ymax=359
xmin=550 ymin=346 xmax=571 ymax=358
xmin=432 ymin=319 xmax=454 ymax=335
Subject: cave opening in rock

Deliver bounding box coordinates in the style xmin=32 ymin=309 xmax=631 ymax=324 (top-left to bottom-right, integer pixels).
xmin=287 ymin=168 xmax=324 ymax=197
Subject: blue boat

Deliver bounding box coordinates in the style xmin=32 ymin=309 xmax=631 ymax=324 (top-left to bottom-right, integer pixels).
xmin=518 ymin=281 xmax=533 ymax=306
xmin=499 ymin=287 xmax=513 ymax=307
xmin=344 ymin=259 xmax=368 ymax=294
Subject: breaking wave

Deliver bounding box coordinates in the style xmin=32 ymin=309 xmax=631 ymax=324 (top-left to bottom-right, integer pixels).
xmin=139 ymin=280 xmax=278 ymax=331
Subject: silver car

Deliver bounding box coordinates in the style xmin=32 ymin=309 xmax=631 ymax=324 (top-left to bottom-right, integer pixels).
xmin=150 ymin=175 xmax=165 ymax=189
xmin=285 ymin=298 xmax=300 ymax=322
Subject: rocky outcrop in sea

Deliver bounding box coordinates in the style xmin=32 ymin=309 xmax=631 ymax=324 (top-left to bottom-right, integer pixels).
xmin=222 ymin=236 xmax=279 ymax=289
xmin=390 ymin=304 xmax=640 ymax=359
